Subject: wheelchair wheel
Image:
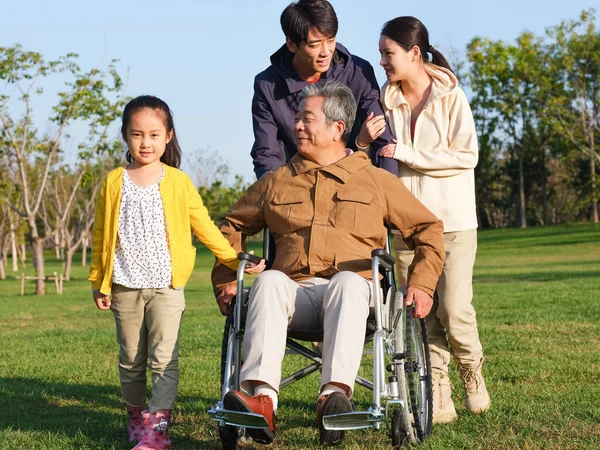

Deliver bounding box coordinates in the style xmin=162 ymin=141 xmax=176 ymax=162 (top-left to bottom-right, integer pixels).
xmin=220 ymin=311 xmax=239 ymax=449
xmin=391 ymin=408 xmax=408 ymax=448
xmin=219 ymin=424 xmax=238 ymax=450
xmin=404 ymin=311 xmax=433 ymax=441
xmin=220 ymin=310 xmax=234 ymax=385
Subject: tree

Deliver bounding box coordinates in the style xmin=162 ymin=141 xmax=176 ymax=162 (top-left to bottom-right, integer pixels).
xmin=198 ymin=175 xmax=249 ymax=226
xmin=546 ymin=9 xmax=600 ymax=223
xmin=467 ymin=33 xmax=556 ymax=228
xmin=0 ymin=45 xmax=126 ymax=294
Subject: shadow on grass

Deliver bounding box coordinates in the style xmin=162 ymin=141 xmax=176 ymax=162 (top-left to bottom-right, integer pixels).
xmin=0 ymin=377 xmax=124 ymax=443
xmin=0 ymin=377 xmax=215 ymax=449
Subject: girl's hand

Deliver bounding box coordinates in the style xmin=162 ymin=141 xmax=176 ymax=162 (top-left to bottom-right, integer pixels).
xmin=378 ymin=139 xmax=397 ymax=158
xmin=93 ymin=291 xmax=111 ymax=310
xmin=244 ymin=250 xmax=266 ymax=274
xmin=357 ymin=112 xmax=387 ymax=148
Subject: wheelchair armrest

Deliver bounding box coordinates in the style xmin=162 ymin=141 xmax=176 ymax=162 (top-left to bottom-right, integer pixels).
xmin=238 ymin=252 xmax=263 ymax=265
xmin=371 ymin=248 xmax=395 ymax=272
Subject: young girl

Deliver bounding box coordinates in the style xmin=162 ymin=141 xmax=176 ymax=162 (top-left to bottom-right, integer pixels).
xmin=89 ymin=95 xmax=263 ymax=450
xmin=360 ymin=17 xmax=490 ymax=424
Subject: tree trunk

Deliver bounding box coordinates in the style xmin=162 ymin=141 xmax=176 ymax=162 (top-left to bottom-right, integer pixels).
xmin=518 ymin=150 xmax=527 ymax=228
xmin=0 ymin=252 xmax=5 ymax=280
xmin=0 ymin=238 xmax=6 ymax=279
xmin=21 ymin=244 xmax=26 ymax=262
xmin=81 ymin=234 xmax=88 ymax=267
xmin=28 ymin=219 xmax=46 ymax=295
xmin=11 ymin=229 xmax=18 ymax=272
xmin=592 ymin=158 xmax=598 ymax=224
xmin=65 ymin=248 xmax=74 ymax=281
xmin=541 ymin=147 xmax=548 ymax=226
xmin=1 ymin=237 xmax=6 ymax=267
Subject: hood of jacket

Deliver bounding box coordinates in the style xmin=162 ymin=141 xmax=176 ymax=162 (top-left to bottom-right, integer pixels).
xmin=382 ymin=63 xmax=458 ymax=110
xmin=269 ymin=42 xmax=351 ymax=94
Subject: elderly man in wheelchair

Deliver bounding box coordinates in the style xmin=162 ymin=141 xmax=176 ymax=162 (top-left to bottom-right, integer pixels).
xmin=210 ymin=80 xmax=445 ymax=448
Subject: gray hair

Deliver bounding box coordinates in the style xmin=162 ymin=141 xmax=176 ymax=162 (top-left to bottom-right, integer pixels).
xmin=298 ymin=81 xmax=357 ymax=144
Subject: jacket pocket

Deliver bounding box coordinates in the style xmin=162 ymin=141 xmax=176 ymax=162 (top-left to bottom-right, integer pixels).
xmin=268 ymin=191 xmax=313 ymax=233
xmin=335 ymin=188 xmax=379 ymax=235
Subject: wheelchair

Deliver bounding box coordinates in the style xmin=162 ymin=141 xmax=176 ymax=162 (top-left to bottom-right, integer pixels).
xmin=208 ymin=233 xmax=433 ymax=449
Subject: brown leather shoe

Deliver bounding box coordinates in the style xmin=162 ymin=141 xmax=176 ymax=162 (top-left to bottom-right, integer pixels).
xmin=315 ymin=392 xmax=354 ymax=446
xmin=223 ymin=390 xmax=276 ymax=445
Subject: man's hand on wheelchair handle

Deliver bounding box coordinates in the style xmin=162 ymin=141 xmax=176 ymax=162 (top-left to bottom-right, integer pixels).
xmin=244 ymin=255 xmax=266 ymax=274
xmin=405 ymin=286 xmax=433 ymax=318
xmin=217 ymin=285 xmax=237 ymax=316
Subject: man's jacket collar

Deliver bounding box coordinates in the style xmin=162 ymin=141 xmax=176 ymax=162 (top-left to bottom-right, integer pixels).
xmin=270 ymin=42 xmax=350 ymax=94
xmin=289 ymin=151 xmax=371 ymax=183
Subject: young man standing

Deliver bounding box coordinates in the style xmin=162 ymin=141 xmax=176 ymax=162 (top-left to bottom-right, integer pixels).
xmin=251 ymin=0 xmax=397 ymax=178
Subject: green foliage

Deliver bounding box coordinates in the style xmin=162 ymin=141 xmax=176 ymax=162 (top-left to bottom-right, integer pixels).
xmin=198 ymin=175 xmax=249 ymax=224
xmin=0 ymin=44 xmax=127 ymax=293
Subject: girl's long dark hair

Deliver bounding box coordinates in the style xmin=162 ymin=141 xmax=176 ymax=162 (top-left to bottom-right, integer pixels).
xmin=121 ymin=95 xmax=182 ymax=168
xmin=381 ymin=16 xmax=453 ymax=74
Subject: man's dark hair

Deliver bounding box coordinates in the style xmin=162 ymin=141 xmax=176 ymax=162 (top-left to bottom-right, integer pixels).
xmin=280 ymin=0 xmax=338 ymax=46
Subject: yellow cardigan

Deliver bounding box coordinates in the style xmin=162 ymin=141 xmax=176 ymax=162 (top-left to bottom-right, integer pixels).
xmin=89 ymin=166 xmax=239 ymax=293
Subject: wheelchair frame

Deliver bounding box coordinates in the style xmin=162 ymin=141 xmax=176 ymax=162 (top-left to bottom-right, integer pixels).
xmin=209 ymin=240 xmax=433 ymax=449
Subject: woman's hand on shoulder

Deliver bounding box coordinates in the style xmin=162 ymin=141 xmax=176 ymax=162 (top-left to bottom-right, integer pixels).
xmin=357 ymin=112 xmax=387 ymax=148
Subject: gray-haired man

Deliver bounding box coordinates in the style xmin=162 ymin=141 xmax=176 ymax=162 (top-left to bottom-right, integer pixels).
xmin=212 ymin=81 xmax=445 ymax=446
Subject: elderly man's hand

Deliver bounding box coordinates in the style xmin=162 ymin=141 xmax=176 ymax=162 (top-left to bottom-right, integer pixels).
xmin=404 ymin=286 xmax=433 ymax=318
xmin=217 ymin=285 xmax=237 ymax=316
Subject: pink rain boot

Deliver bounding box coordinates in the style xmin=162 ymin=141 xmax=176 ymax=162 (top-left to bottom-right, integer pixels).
xmin=127 ymin=405 xmax=148 ymax=442
xmin=132 ymin=409 xmax=172 ymax=450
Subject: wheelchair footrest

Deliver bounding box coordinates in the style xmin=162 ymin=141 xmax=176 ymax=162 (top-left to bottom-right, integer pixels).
xmin=322 ymin=410 xmax=385 ymax=430
xmin=208 ymin=405 xmax=270 ymax=429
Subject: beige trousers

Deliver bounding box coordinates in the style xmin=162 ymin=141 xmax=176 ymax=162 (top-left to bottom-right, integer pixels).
xmin=395 ymin=229 xmax=483 ymax=371
xmin=110 ymin=284 xmax=186 ymax=411
xmin=240 ymin=270 xmax=373 ymax=396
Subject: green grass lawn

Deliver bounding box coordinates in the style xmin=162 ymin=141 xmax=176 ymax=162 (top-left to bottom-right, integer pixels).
xmin=1 ymin=224 xmax=599 ymax=449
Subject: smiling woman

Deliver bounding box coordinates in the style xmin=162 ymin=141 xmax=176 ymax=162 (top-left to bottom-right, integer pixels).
xmin=367 ymin=16 xmax=490 ymax=425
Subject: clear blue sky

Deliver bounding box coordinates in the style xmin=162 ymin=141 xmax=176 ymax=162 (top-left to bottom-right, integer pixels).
xmin=1 ymin=0 xmax=597 ymax=183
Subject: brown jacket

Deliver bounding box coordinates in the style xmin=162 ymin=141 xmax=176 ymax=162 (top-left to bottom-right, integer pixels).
xmin=212 ymin=152 xmax=445 ymax=296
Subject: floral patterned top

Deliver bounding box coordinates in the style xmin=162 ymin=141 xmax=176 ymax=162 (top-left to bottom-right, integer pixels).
xmin=112 ymin=168 xmax=172 ymax=288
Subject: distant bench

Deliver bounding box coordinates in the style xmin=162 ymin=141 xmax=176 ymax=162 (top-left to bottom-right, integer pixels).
xmin=15 ymin=272 xmax=64 ymax=295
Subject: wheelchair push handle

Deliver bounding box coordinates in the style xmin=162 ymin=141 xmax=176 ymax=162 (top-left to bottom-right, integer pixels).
xmin=238 ymin=252 xmax=263 ymax=266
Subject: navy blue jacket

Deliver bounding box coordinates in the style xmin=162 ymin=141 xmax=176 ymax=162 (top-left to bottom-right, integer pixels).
xmin=250 ymin=43 xmax=398 ymax=178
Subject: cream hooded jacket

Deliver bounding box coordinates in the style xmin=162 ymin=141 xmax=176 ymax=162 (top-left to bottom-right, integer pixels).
xmin=381 ymin=64 xmax=478 ymax=232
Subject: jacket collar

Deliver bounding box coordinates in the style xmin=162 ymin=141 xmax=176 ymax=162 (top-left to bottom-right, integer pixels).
xmin=270 ymin=42 xmax=350 ymax=94
xmin=107 ymin=164 xmax=175 ymax=196
xmin=289 ymin=151 xmax=371 ymax=183
xmin=381 ymin=63 xmax=458 ymax=110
